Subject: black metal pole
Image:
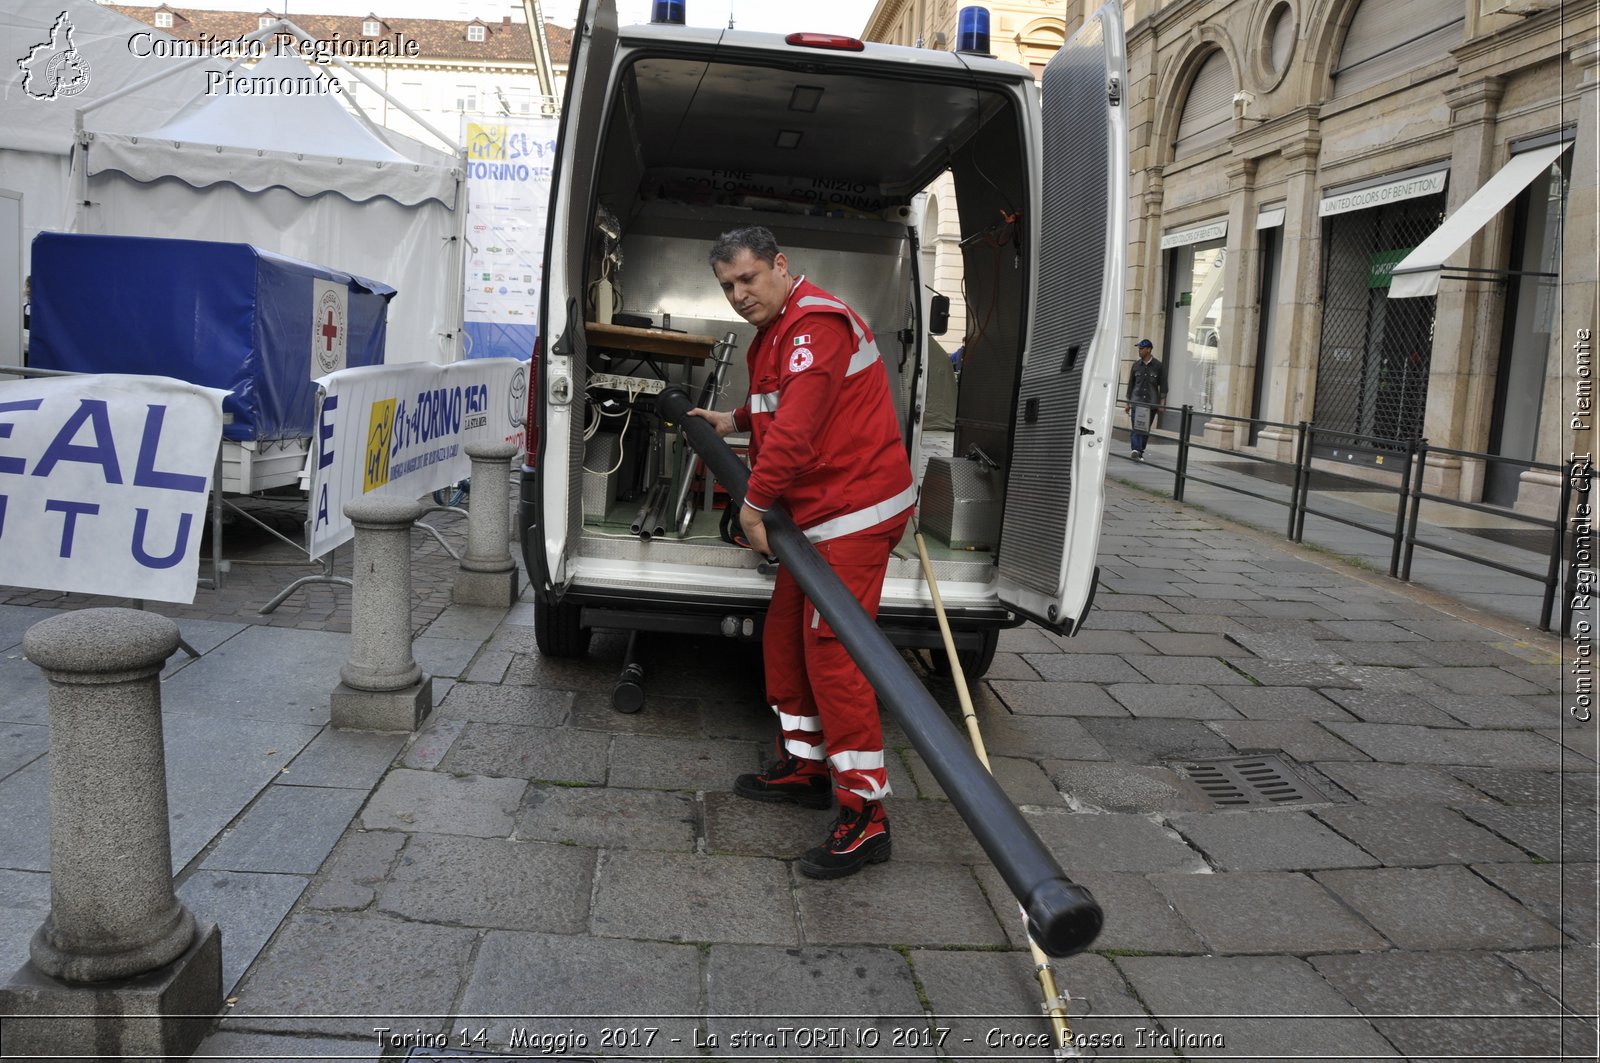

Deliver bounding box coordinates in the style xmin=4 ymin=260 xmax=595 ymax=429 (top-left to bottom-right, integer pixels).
xmin=1288 ymin=420 xmax=1309 ymax=541
xmin=1400 ymin=439 xmax=1428 ymax=583
xmin=1390 ymin=438 xmax=1417 ymax=578
xmin=1294 ymin=425 xmax=1314 ymax=543
xmin=1175 ymin=405 xmax=1192 ymax=502
xmin=657 ymin=387 xmax=1102 ymax=957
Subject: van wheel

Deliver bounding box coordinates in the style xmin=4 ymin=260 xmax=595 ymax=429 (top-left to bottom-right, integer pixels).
xmin=928 ymin=629 xmax=1000 ymax=680
xmin=534 ymin=598 xmax=591 ymax=658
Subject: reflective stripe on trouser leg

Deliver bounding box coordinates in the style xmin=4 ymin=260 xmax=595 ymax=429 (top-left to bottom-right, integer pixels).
xmin=764 ymin=563 xmax=827 ymax=766
xmin=801 ymin=516 xmax=907 ymax=806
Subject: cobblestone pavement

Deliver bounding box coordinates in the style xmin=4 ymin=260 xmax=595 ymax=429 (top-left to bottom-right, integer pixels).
xmin=1 ymin=482 xmax=1595 ymax=1061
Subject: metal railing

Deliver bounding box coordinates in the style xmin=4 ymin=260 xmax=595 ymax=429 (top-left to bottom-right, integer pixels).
xmin=1122 ymin=407 xmax=1577 ymax=633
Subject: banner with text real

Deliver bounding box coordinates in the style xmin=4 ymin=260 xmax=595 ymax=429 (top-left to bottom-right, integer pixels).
xmin=0 ymin=375 xmax=227 ymax=604
xmin=309 ymin=359 xmax=529 ymax=558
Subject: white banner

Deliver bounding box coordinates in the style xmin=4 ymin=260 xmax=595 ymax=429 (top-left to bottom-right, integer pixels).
xmin=0 ymin=375 xmax=226 ymax=603
xmin=463 ymin=118 xmax=559 ymax=337
xmin=1319 ymin=169 xmax=1448 ymax=217
xmin=309 ymin=359 xmax=528 ymax=557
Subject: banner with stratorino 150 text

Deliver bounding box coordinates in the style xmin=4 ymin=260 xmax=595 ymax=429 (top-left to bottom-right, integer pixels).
xmin=0 ymin=374 xmax=227 ymax=603
xmin=309 ymin=359 xmax=528 ymax=558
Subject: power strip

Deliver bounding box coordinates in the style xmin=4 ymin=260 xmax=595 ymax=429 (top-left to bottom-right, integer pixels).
xmin=588 ymin=371 xmax=667 ymax=395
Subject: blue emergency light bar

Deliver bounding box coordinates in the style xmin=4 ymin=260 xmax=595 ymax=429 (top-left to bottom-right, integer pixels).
xmin=651 ymin=0 xmax=686 ymax=24
xmin=956 ymin=6 xmax=990 ymax=54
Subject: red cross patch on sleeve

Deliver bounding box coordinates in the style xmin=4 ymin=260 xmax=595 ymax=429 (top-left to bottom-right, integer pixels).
xmin=788 ymin=347 xmax=814 ymax=373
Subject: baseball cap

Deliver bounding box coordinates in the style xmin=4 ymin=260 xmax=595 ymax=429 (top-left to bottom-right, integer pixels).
xmin=1136 ymin=339 xmax=1153 ymax=349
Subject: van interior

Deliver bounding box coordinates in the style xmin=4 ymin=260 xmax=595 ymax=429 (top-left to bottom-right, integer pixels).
xmin=567 ymin=48 xmax=1036 ymax=599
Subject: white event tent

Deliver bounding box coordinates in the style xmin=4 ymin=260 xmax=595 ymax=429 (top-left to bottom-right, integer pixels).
xmin=1 ymin=0 xmax=466 ymax=364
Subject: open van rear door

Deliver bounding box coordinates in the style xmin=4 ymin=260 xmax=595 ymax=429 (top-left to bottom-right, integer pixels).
xmin=995 ymin=3 xmax=1127 ymax=635
xmin=531 ymin=0 xmax=618 ymax=589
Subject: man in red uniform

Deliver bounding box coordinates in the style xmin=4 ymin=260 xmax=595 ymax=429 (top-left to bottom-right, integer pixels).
xmin=689 ymin=226 xmax=914 ymax=879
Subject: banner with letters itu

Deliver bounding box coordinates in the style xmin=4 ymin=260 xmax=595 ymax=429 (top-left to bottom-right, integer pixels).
xmin=0 ymin=375 xmax=226 ymax=603
xmin=309 ymin=359 xmax=529 ymax=558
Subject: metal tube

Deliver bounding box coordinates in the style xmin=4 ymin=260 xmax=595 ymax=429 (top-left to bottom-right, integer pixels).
xmin=658 ymin=386 xmax=1103 ymax=957
xmin=1401 ymin=439 xmax=1428 ymax=583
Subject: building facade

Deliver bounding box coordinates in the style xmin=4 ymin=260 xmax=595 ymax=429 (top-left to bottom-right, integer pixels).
xmin=865 ymin=0 xmax=1597 ymax=515
xmin=109 ymin=4 xmax=571 ymax=147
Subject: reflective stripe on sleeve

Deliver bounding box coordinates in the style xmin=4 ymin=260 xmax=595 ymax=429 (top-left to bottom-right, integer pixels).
xmin=828 ymin=749 xmax=885 ymax=773
xmin=749 ymin=390 xmax=780 ymax=414
xmin=777 ymin=710 xmax=822 ymax=733
xmin=785 ymin=737 xmax=829 ymax=761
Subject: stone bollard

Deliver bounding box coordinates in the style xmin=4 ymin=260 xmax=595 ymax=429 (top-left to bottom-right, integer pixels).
xmin=453 ymin=441 xmax=521 ymax=607
xmin=330 ymin=495 xmax=434 ymax=731
xmin=0 ymin=608 xmax=222 ymax=1059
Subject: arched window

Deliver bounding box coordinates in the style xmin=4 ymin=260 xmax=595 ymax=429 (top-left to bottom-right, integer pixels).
xmin=1174 ymin=51 xmax=1235 ymax=158
xmin=1332 ymin=0 xmax=1462 ymax=98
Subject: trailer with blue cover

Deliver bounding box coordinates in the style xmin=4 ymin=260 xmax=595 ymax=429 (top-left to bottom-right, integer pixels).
xmin=28 ymin=232 xmax=394 ymax=492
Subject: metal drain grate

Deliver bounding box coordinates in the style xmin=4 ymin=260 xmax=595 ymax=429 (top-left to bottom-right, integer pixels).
xmin=1181 ymin=755 xmax=1327 ymax=807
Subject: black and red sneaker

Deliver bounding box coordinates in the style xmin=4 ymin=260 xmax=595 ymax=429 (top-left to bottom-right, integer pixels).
xmin=798 ymin=802 xmax=891 ymax=879
xmin=734 ymin=753 xmax=832 ymax=809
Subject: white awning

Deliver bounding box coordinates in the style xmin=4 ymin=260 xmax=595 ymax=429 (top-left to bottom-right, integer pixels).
xmin=1389 ymin=142 xmax=1572 ymax=299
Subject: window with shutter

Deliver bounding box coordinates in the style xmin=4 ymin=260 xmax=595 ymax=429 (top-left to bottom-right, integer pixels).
xmin=1333 ymin=0 xmax=1462 ymax=98
xmin=1174 ymin=51 xmax=1235 ymax=158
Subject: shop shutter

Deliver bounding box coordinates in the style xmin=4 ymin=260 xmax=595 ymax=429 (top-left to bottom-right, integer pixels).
xmin=1174 ymin=50 xmax=1235 ymax=157
xmin=1332 ymin=0 xmax=1462 ymax=98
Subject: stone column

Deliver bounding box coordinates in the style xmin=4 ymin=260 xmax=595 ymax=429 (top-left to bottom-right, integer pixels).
xmin=331 ymin=496 xmax=433 ymax=731
xmin=1 ymin=608 xmax=222 ymax=1059
xmin=1206 ymin=156 xmax=1260 ymax=451
xmin=454 ymin=442 xmax=521 ymax=607
xmin=1422 ymin=76 xmax=1508 ymax=500
xmin=1259 ymin=130 xmax=1323 ymax=461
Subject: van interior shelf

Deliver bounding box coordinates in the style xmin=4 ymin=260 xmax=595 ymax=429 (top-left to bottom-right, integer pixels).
xmin=586 ymin=321 xmax=716 ymax=363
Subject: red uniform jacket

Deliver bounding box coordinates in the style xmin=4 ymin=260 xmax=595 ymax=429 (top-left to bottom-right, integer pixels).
xmin=732 ymin=276 xmax=914 ymax=542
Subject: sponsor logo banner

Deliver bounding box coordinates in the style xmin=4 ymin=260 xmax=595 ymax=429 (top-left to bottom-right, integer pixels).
xmin=0 ymin=375 xmax=225 ymax=602
xmin=309 ymin=359 xmax=527 ymax=557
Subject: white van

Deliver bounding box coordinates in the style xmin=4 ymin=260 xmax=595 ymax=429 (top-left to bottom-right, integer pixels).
xmin=520 ymin=0 xmax=1127 ymax=685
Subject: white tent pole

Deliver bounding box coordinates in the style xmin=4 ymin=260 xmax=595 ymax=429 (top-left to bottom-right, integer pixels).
xmin=314 ymin=53 xmax=460 ymax=157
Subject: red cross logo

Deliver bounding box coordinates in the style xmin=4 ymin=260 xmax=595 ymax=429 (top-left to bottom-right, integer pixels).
xmin=321 ymin=310 xmax=340 ymax=352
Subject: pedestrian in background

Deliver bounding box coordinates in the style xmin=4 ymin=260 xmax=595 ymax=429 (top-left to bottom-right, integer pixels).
xmin=1125 ymin=338 xmax=1166 ymax=460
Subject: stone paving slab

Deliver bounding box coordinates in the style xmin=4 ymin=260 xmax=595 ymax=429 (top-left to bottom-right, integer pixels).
xmin=0 ymin=721 xmax=46 ymax=785
xmin=1316 ymin=761 xmax=1494 ymax=806
xmin=191 ymin=1031 xmax=376 ymax=1061
xmin=1326 ymin=722 xmax=1580 ymax=769
xmin=1212 ymin=685 xmax=1354 ymax=721
xmin=177 ymin=869 xmax=308 ymax=994
xmin=1323 ymin=690 xmax=1464 ymax=727
xmin=900 ymin=750 xmax=1061 ymax=807
xmin=376 ymin=834 xmax=594 ymax=933
xmin=1427 ymin=692 xmax=1568 ymax=729
xmin=1315 ymin=865 xmax=1565 ymax=950
xmin=988 ymin=679 xmax=1127 ymax=717
xmin=0 ymin=868 xmax=49 ymax=977
xmin=1472 ymin=862 xmax=1600 ymax=944
xmin=606 ymin=733 xmax=762 ymax=792
xmin=220 ymin=912 xmax=478 ymax=1037
xmin=704 ymin=944 xmax=925 ymax=1056
xmin=413 ymin=635 xmax=483 ymax=680
xmin=1169 ymin=810 xmax=1380 ymax=872
xmin=201 ymin=784 xmax=367 ymax=875
xmin=1114 ymin=954 xmax=1400 ymax=1058
xmin=276 ymin=729 xmax=407 ymax=790
xmin=434 ymin=682 xmax=574 ymax=725
xmin=1313 ymin=803 xmax=1530 ymax=866
xmin=1053 ymin=869 xmax=1207 ymax=955
xmin=1206 ymin=719 xmax=1369 ymax=761
xmin=516 ymin=783 xmax=698 ymax=851
xmin=361 ymin=768 xmax=526 ymax=837
xmin=1310 ymin=950 xmax=1567 ymax=1060
xmin=796 ymin=862 xmax=1007 ymax=948
xmin=591 ymin=850 xmax=798 ymax=945
xmin=158 ymin=625 xmax=350 ymax=725
xmin=1024 ymin=810 xmax=1206 ymax=874
xmin=702 ymin=791 xmax=836 ymax=859
xmin=0 ymin=652 xmax=47 ymax=727
xmin=1108 ymin=682 xmax=1242 ymax=719
xmin=1020 ymin=653 xmax=1146 ymax=684
xmin=455 ymin=930 xmax=703 ymax=1049
xmin=1146 ymin=871 xmax=1388 ymax=954
xmin=1448 ymin=767 xmax=1599 ymax=807
xmin=438 ymin=722 xmax=611 ymax=784
xmin=1046 ymin=761 xmax=1206 ymax=815
xmin=301 ymin=830 xmax=407 ymax=912
xmin=1500 ymin=948 xmax=1600 ymax=1034
xmin=0 ymin=605 xmax=68 ymax=652
xmin=1078 ymin=717 xmax=1237 ymax=765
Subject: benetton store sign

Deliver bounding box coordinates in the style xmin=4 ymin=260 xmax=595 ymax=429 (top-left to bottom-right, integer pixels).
xmin=1159 ymin=219 xmax=1228 ymax=250
xmin=1320 ymin=169 xmax=1448 ymax=217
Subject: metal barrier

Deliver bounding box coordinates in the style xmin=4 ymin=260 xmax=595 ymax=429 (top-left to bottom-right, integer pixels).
xmin=1400 ymin=441 xmax=1573 ymax=632
xmin=1134 ymin=407 xmax=1578 ymax=633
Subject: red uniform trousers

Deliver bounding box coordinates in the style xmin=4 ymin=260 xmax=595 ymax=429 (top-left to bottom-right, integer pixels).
xmin=765 ymin=514 xmax=907 ymax=811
